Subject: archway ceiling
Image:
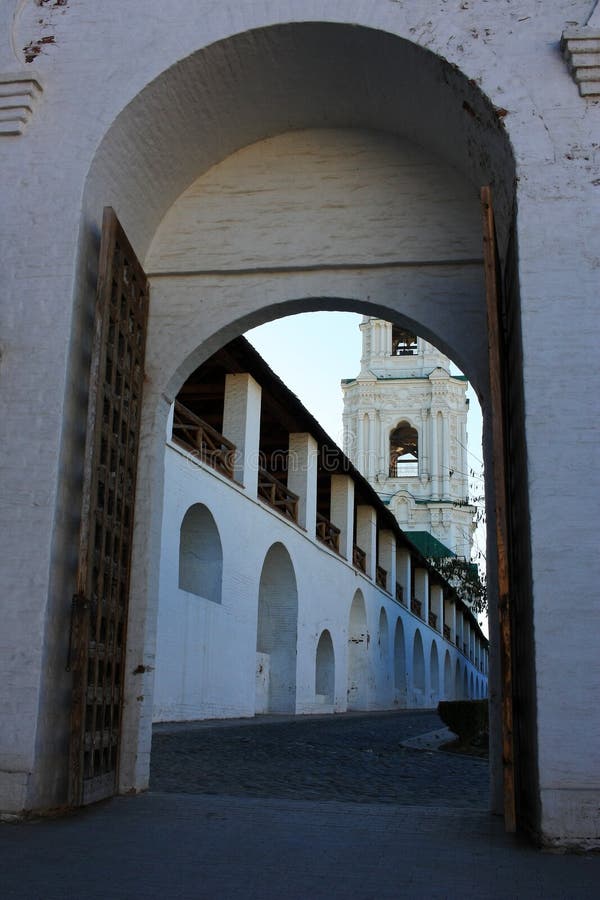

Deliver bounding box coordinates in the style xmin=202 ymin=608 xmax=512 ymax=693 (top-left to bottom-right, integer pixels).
xmin=86 ymin=22 xmax=514 ymax=259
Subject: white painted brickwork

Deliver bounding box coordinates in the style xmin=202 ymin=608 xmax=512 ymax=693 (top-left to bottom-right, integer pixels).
xmin=0 ymin=0 xmax=598 ymax=848
xmin=155 ymin=441 xmax=483 ymax=723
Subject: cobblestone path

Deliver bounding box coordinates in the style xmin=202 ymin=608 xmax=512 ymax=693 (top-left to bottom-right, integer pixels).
xmin=150 ymin=710 xmax=489 ymax=808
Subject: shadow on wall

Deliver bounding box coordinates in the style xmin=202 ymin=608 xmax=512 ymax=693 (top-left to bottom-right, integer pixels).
xmin=315 ymin=630 xmax=335 ymax=704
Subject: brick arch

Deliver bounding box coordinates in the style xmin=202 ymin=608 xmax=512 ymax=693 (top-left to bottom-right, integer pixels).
xmin=75 ymin=19 xmax=527 ymax=832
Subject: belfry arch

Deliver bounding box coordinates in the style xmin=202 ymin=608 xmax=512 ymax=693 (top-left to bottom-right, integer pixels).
xmin=39 ymin=17 xmax=537 ymax=835
xmin=389 ymin=421 xmax=419 ymax=478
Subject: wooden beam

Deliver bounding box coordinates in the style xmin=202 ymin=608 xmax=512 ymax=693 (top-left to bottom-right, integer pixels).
xmin=481 ymin=185 xmax=516 ymax=833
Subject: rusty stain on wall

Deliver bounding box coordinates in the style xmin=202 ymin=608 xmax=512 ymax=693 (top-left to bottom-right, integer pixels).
xmin=23 ymin=35 xmax=54 ymax=63
xmin=23 ymin=0 xmax=69 ymax=63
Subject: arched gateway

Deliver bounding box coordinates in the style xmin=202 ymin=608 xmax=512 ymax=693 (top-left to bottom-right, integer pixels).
xmin=105 ymin=26 xmax=522 ymax=829
xmin=2 ymin=5 xmax=598 ymax=850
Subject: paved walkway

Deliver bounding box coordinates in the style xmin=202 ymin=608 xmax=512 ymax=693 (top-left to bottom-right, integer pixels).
xmin=1 ymin=711 xmax=599 ymax=899
xmin=150 ymin=710 xmax=489 ymax=807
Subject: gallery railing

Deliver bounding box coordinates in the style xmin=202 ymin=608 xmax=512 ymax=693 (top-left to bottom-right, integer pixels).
xmin=353 ymin=544 xmax=367 ymax=573
xmin=171 ymin=400 xmax=235 ymax=479
xmin=411 ymin=597 xmax=422 ymax=618
xmin=316 ymin=513 xmax=340 ymax=553
xmin=257 ymin=467 xmax=299 ymax=523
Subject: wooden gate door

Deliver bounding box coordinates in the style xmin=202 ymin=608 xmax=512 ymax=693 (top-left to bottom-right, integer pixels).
xmin=481 ymin=186 xmax=516 ymax=832
xmin=68 ymin=208 xmax=149 ymax=806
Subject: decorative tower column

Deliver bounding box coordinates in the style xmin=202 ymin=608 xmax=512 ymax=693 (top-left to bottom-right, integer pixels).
xmin=420 ymin=409 xmax=430 ymax=478
xmin=367 ymin=411 xmax=377 ymax=479
xmin=356 ymin=412 xmax=365 ymax=473
xmin=442 ymin=413 xmax=450 ymax=499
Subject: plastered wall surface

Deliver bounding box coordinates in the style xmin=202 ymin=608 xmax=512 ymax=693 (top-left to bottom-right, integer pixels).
xmin=154 ymin=442 xmax=483 ymax=723
xmin=0 ymin=0 xmax=598 ymax=846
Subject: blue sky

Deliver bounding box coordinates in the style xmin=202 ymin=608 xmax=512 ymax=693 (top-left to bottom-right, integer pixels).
xmin=247 ymin=311 xmax=363 ymax=447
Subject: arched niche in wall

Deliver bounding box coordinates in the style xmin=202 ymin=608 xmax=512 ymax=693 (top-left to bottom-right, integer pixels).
xmin=347 ymin=589 xmax=369 ymax=710
xmin=378 ymin=607 xmax=389 ymax=663
xmin=178 ymin=503 xmax=223 ymax=603
xmin=413 ymin=629 xmax=426 ymax=696
xmin=444 ymin=650 xmax=453 ymax=701
xmin=315 ymin=630 xmax=335 ymax=704
xmin=430 ymin=641 xmax=439 ymax=702
xmin=454 ymin=658 xmax=462 ymax=700
xmin=256 ymin=542 xmax=298 ymax=714
xmin=393 ymin=617 xmax=407 ymax=704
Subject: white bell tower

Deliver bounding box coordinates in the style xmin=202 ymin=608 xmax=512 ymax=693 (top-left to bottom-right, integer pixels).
xmin=342 ymin=317 xmax=475 ymax=559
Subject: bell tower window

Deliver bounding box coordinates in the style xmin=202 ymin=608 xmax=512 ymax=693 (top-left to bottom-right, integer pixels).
xmin=391 ymin=326 xmax=417 ymax=356
xmin=389 ymin=422 xmax=418 ymax=477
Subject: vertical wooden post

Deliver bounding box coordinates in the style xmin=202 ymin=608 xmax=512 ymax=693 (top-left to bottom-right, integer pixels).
xmin=481 ymin=185 xmax=516 ymax=833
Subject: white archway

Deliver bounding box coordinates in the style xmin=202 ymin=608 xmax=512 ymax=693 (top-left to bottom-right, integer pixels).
xmin=74 ymin=18 xmax=526 ymax=826
xmin=3 ymin=0 xmax=597 ymax=849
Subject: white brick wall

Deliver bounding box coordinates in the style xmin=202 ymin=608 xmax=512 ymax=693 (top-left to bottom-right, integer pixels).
xmin=0 ymin=0 xmax=597 ymax=846
xmin=155 ymin=441 xmax=474 ymax=722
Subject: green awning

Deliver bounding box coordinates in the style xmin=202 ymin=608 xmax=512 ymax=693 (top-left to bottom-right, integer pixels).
xmin=404 ymin=531 xmax=456 ymax=560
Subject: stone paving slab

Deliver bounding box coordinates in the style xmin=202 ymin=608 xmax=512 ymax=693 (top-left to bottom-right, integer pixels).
xmin=2 ymin=792 xmax=600 ymax=900
xmin=400 ymin=726 xmax=457 ymax=751
xmin=150 ymin=710 xmax=489 ymax=808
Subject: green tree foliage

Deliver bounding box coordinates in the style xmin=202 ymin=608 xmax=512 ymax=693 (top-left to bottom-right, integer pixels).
xmin=428 ymin=556 xmax=487 ymax=615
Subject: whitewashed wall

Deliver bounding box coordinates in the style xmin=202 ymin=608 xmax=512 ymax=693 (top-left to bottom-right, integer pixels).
xmin=0 ymin=0 xmax=598 ymax=848
xmin=147 ymin=129 xmax=481 ymax=272
xmin=154 ymin=440 xmax=485 ymax=723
